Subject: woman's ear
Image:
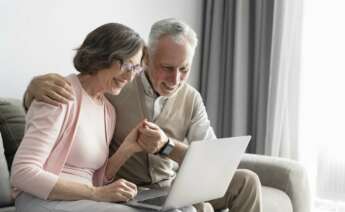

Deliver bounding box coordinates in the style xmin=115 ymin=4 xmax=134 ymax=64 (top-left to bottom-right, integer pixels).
xmin=141 ymin=46 xmax=149 ymax=68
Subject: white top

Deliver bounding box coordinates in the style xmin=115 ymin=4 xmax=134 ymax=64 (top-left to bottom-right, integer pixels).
xmin=60 ymin=82 xmax=108 ymax=185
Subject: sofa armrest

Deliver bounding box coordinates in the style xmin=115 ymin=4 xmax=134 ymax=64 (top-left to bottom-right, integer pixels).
xmin=239 ymin=153 xmax=310 ymax=212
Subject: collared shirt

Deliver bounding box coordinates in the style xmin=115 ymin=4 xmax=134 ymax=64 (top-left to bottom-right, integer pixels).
xmin=140 ymin=73 xmax=168 ymax=121
xmin=140 ymin=72 xmax=216 ymax=142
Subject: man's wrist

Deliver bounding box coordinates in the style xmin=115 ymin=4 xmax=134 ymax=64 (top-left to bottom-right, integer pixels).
xmin=156 ymin=138 xmax=169 ymax=154
xmin=157 ymin=138 xmax=175 ymax=157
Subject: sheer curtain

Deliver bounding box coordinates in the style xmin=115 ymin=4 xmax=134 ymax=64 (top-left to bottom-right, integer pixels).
xmin=300 ymin=0 xmax=345 ymax=211
xmin=199 ymin=0 xmax=303 ymax=159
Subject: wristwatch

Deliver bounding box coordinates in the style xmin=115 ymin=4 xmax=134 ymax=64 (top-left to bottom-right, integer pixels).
xmin=158 ymin=138 xmax=175 ymax=157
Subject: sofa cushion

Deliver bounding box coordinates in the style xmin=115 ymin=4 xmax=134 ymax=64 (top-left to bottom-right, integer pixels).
xmin=0 ymin=132 xmax=13 ymax=207
xmin=262 ymin=186 xmax=293 ymax=212
xmin=0 ymin=98 xmax=25 ymax=170
xmin=0 ymin=206 xmax=15 ymax=212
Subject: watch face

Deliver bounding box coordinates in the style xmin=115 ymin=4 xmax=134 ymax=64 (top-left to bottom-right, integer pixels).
xmin=160 ymin=139 xmax=175 ymax=156
xmin=162 ymin=144 xmax=174 ymax=155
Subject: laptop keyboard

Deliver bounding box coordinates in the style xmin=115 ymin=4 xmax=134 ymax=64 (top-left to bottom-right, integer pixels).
xmin=137 ymin=195 xmax=168 ymax=206
xmin=133 ymin=187 xmax=170 ymax=206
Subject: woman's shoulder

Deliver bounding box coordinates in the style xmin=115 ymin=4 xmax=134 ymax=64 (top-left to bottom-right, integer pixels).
xmin=27 ymin=74 xmax=79 ymax=122
xmin=65 ymin=73 xmax=81 ymax=95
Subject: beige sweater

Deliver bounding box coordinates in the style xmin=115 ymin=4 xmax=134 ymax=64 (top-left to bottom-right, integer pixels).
xmin=106 ymin=74 xmax=211 ymax=187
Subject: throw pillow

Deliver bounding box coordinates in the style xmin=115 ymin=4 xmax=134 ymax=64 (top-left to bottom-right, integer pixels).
xmin=0 ymin=98 xmax=25 ymax=170
xmin=0 ymin=132 xmax=13 ymax=206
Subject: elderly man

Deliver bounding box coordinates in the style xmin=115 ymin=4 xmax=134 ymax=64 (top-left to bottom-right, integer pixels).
xmin=24 ymin=18 xmax=262 ymax=212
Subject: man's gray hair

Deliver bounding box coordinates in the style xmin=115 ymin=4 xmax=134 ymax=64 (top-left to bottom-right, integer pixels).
xmin=148 ymin=18 xmax=198 ymax=55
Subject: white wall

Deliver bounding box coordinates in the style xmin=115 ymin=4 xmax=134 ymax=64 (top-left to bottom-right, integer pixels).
xmin=0 ymin=0 xmax=202 ymax=98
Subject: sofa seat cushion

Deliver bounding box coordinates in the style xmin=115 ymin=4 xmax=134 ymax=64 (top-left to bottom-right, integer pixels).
xmin=262 ymin=186 xmax=293 ymax=212
xmin=0 ymin=98 xmax=25 ymax=170
xmin=0 ymin=206 xmax=15 ymax=212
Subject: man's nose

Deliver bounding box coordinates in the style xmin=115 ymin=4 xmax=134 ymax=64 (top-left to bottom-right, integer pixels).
xmin=169 ymin=69 xmax=180 ymax=85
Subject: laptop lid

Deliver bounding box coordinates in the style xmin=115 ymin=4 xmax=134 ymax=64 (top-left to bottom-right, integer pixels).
xmin=127 ymin=136 xmax=251 ymax=211
xmin=162 ymin=136 xmax=250 ymax=210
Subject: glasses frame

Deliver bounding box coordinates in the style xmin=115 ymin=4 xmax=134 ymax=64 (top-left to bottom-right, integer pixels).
xmin=120 ymin=62 xmax=144 ymax=75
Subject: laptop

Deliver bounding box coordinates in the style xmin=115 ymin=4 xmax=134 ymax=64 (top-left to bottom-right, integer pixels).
xmin=126 ymin=136 xmax=251 ymax=211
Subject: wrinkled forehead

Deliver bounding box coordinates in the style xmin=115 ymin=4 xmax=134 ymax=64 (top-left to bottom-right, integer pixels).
xmin=151 ymin=35 xmax=195 ymax=66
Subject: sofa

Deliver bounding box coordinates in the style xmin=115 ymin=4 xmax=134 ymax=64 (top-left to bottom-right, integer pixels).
xmin=0 ymin=97 xmax=310 ymax=212
xmin=0 ymin=98 xmax=24 ymax=212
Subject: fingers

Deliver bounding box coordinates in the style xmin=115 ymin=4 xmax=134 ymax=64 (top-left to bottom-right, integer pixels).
xmin=142 ymin=120 xmax=159 ymax=130
xmin=123 ymin=180 xmax=137 ymax=192
xmin=49 ymin=85 xmax=74 ymax=102
xmin=29 ymin=73 xmax=74 ymax=105
xmin=50 ymin=73 xmax=72 ymax=86
xmin=137 ymin=136 xmax=161 ymax=153
xmin=53 ymin=78 xmax=74 ymax=98
xmin=114 ymin=179 xmax=137 ymax=193
xmin=113 ymin=179 xmax=137 ymax=201
xmin=139 ymin=126 xmax=159 ymax=137
xmin=134 ymin=120 xmax=167 ymax=153
xmin=117 ymin=192 xmax=133 ymax=202
xmin=37 ymin=94 xmax=61 ymax=107
xmin=119 ymin=189 xmax=136 ymax=201
xmin=36 ymin=87 xmax=71 ymax=105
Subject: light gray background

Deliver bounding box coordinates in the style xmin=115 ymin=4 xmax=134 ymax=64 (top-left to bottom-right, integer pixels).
xmin=0 ymin=0 xmax=202 ymax=98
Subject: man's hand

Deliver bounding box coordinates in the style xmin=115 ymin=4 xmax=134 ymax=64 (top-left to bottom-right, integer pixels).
xmin=138 ymin=120 xmax=169 ymax=154
xmin=25 ymin=73 xmax=74 ymax=108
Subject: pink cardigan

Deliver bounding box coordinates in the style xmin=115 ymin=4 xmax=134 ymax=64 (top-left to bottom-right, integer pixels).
xmin=11 ymin=74 xmax=116 ymax=200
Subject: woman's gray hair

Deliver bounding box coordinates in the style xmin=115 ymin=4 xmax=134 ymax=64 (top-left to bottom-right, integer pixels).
xmin=148 ymin=18 xmax=198 ymax=55
xmin=73 ymin=23 xmax=144 ymax=74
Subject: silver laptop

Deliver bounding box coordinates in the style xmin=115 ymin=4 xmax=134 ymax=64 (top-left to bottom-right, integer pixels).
xmin=127 ymin=136 xmax=251 ymax=211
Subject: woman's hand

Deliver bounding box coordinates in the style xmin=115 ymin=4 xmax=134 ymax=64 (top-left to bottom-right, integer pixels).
xmin=121 ymin=121 xmax=145 ymax=154
xmin=93 ymin=179 xmax=137 ymax=202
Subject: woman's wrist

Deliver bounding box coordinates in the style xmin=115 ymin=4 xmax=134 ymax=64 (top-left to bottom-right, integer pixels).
xmin=90 ymin=186 xmax=101 ymax=201
xmin=119 ymin=140 xmax=139 ymax=155
xmin=105 ymin=145 xmax=134 ymax=180
xmin=105 ymin=159 xmax=117 ymax=181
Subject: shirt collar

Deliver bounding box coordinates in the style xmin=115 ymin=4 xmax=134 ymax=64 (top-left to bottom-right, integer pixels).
xmin=140 ymin=71 xmax=157 ymax=98
xmin=140 ymin=70 xmax=182 ymax=101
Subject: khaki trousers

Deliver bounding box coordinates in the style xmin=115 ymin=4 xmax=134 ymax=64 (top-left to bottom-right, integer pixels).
xmin=195 ymin=169 xmax=262 ymax=212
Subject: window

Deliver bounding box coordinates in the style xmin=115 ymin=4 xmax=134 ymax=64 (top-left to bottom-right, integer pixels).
xmin=300 ymin=0 xmax=345 ymax=211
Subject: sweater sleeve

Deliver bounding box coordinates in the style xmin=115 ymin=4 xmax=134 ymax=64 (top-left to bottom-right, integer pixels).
xmin=11 ymin=100 xmax=68 ymax=199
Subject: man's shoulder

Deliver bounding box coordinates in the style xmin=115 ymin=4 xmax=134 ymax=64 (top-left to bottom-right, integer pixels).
xmin=176 ymin=82 xmax=202 ymax=100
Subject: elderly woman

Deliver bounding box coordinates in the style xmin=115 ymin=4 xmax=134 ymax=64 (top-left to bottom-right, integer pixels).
xmin=11 ymin=23 xmax=195 ymax=212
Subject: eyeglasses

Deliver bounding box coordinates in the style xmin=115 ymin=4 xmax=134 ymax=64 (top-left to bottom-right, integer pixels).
xmin=120 ymin=63 xmax=144 ymax=75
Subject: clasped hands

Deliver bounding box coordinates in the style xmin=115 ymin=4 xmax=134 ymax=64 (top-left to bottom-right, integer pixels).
xmin=102 ymin=119 xmax=168 ymax=202
xmin=123 ymin=119 xmax=169 ymax=155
